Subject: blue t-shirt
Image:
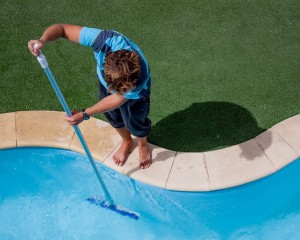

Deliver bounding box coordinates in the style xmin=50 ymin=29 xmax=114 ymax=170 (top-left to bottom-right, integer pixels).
xmin=79 ymin=27 xmax=151 ymax=99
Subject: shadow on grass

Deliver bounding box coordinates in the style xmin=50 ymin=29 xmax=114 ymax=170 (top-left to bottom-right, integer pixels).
xmin=149 ymin=101 xmax=269 ymax=152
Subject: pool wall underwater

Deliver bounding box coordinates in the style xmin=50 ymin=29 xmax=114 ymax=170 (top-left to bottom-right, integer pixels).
xmin=0 ymin=111 xmax=300 ymax=191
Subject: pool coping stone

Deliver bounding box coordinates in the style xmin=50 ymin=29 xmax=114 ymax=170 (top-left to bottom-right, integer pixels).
xmin=1 ymin=111 xmax=299 ymax=192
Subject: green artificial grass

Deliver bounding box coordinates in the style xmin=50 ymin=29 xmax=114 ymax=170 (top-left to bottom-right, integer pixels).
xmin=1 ymin=0 xmax=299 ymax=152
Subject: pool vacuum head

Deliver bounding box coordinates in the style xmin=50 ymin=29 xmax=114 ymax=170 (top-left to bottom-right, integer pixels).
xmin=86 ymin=196 xmax=139 ymax=220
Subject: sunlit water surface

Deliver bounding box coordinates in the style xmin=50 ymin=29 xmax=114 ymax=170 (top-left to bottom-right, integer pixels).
xmin=0 ymin=147 xmax=299 ymax=240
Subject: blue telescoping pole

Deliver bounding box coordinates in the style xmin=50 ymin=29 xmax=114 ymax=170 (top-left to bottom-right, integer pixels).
xmin=36 ymin=52 xmax=113 ymax=204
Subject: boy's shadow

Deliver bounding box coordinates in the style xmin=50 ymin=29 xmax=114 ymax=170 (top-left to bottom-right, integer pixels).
xmin=149 ymin=101 xmax=270 ymax=154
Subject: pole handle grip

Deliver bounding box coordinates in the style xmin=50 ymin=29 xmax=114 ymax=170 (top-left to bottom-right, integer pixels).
xmin=37 ymin=53 xmax=48 ymax=69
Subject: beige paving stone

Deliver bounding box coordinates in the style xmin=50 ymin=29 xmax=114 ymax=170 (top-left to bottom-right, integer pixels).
xmin=104 ymin=139 xmax=176 ymax=188
xmin=166 ymin=152 xmax=209 ymax=191
xmin=255 ymin=130 xmax=299 ymax=170
xmin=0 ymin=112 xmax=17 ymax=149
xmin=205 ymin=139 xmax=276 ymax=190
xmin=126 ymin=145 xmax=176 ymax=188
xmin=70 ymin=117 xmax=121 ymax=162
xmin=17 ymin=111 xmax=74 ymax=148
xmin=272 ymin=114 xmax=300 ymax=155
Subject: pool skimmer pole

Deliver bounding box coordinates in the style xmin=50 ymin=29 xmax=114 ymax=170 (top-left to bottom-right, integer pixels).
xmin=34 ymin=49 xmax=139 ymax=220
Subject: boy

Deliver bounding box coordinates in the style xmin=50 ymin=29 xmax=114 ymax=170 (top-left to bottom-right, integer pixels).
xmin=28 ymin=24 xmax=152 ymax=169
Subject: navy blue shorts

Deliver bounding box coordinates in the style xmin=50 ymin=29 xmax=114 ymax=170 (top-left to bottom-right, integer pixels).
xmin=98 ymin=82 xmax=152 ymax=138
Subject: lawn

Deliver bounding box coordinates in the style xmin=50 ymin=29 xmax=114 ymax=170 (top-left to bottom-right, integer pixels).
xmin=1 ymin=0 xmax=299 ymax=151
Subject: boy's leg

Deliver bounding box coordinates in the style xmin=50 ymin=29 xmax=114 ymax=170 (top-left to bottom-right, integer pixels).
xmin=119 ymin=96 xmax=152 ymax=169
xmin=137 ymin=137 xmax=152 ymax=169
xmin=113 ymin=127 xmax=133 ymax=166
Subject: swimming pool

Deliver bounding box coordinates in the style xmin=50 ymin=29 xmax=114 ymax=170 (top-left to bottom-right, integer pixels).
xmin=0 ymin=147 xmax=299 ymax=239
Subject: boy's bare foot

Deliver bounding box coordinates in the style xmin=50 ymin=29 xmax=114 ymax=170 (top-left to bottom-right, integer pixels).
xmin=113 ymin=139 xmax=133 ymax=166
xmin=138 ymin=138 xmax=152 ymax=169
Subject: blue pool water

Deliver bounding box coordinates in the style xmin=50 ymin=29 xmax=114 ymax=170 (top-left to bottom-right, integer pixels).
xmin=0 ymin=147 xmax=299 ymax=240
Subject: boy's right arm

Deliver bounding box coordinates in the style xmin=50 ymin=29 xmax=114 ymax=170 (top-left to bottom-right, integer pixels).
xmin=28 ymin=24 xmax=83 ymax=56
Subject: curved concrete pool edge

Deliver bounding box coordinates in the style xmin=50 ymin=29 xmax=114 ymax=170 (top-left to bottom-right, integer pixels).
xmin=0 ymin=111 xmax=299 ymax=192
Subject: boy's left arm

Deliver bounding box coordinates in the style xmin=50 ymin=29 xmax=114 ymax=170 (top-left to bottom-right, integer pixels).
xmin=66 ymin=93 xmax=128 ymax=125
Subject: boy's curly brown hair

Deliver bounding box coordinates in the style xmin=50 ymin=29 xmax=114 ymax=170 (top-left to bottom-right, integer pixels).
xmin=104 ymin=50 xmax=141 ymax=95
